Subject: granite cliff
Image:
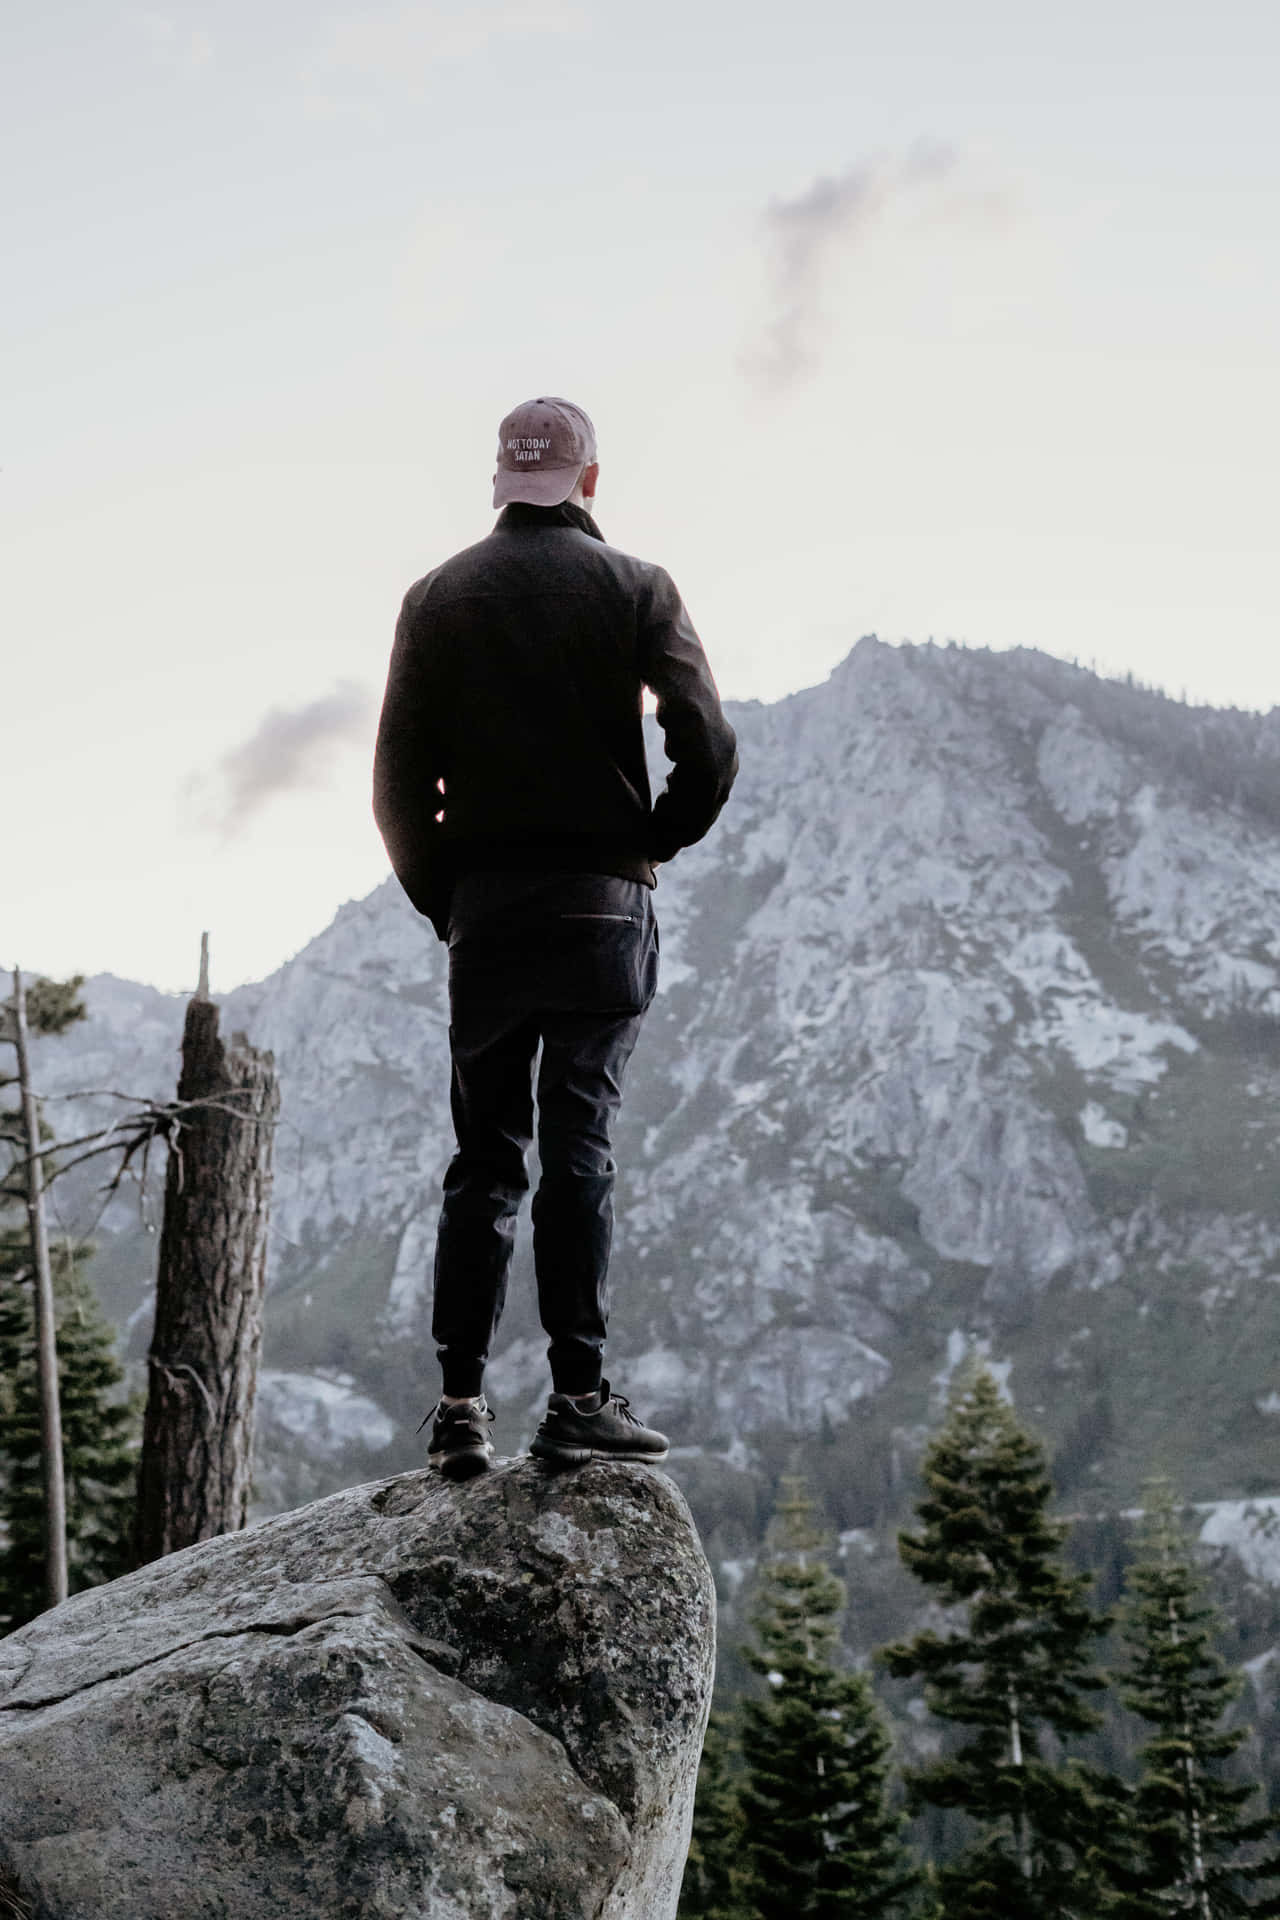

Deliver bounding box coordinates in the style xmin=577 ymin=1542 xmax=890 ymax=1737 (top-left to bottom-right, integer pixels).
xmin=28 ymin=639 xmax=1280 ymax=1766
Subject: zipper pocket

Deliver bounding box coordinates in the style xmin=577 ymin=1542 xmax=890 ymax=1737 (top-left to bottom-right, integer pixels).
xmin=557 ymin=913 xmax=640 ymax=924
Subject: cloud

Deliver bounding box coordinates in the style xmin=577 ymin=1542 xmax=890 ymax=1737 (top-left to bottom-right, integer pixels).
xmin=130 ymin=10 xmax=214 ymax=71
xmin=184 ymin=682 xmax=376 ymax=837
xmin=745 ymin=143 xmax=1007 ymax=389
xmin=301 ymin=0 xmax=585 ymax=110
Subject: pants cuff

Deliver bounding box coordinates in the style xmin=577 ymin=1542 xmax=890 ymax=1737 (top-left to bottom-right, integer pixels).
xmin=550 ymin=1369 xmax=603 ymax=1398
xmin=438 ymin=1351 xmax=485 ymax=1398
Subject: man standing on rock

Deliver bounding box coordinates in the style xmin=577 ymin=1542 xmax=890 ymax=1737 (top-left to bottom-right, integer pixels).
xmin=373 ymin=396 xmax=738 ymax=1479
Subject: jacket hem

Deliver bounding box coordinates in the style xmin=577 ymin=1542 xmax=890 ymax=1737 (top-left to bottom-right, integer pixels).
xmin=448 ymin=839 xmax=657 ymax=888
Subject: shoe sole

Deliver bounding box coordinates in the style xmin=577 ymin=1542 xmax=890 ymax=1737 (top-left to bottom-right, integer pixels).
xmin=429 ymin=1443 xmax=494 ymax=1480
xmin=529 ymin=1437 xmax=669 ymax=1467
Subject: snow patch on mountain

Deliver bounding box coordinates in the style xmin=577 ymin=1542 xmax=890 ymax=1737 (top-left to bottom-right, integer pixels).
xmin=1036 ymin=706 xmax=1135 ymax=824
xmin=1199 ymin=1498 xmax=1280 ymax=1588
xmin=1081 ymin=1102 xmax=1127 ymax=1149
xmin=256 ymin=1370 xmax=395 ymax=1455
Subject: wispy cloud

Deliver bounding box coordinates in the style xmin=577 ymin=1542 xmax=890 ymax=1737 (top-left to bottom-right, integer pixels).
xmin=301 ymin=1 xmax=585 ymax=112
xmin=183 ymin=682 xmax=376 ymax=837
xmin=745 ymin=143 xmax=1008 ymax=390
xmin=130 ymin=10 xmax=214 ymax=71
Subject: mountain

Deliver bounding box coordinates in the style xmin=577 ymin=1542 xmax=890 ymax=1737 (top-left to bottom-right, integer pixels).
xmin=25 ymin=637 xmax=1280 ymax=1763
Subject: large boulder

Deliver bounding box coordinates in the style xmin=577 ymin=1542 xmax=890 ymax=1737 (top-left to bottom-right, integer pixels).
xmin=0 ymin=1457 xmax=715 ymax=1920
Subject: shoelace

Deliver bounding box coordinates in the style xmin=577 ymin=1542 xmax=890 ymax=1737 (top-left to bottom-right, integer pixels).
xmin=552 ymin=1384 xmax=644 ymax=1425
xmin=416 ymin=1398 xmax=493 ymax=1435
xmin=595 ymin=1383 xmax=641 ymax=1426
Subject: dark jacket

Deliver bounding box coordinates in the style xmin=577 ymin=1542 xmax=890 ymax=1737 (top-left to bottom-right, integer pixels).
xmin=373 ymin=502 xmax=739 ymax=938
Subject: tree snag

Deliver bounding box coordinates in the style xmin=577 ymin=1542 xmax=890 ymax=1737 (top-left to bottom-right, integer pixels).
xmin=135 ymin=963 xmax=279 ymax=1564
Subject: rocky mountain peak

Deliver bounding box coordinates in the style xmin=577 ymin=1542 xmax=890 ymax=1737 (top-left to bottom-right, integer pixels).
xmin=26 ymin=640 xmax=1280 ymax=1523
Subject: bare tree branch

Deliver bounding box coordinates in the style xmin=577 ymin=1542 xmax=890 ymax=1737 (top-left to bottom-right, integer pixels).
xmin=1 ymin=1094 xmax=278 ymax=1179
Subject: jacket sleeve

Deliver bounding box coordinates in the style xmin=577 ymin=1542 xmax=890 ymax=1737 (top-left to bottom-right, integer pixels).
xmin=372 ymin=589 xmax=454 ymax=940
xmin=638 ymin=568 xmax=739 ymax=862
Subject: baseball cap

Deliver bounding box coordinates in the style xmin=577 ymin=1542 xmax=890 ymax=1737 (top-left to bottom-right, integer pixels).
xmin=493 ymin=396 xmax=597 ymax=508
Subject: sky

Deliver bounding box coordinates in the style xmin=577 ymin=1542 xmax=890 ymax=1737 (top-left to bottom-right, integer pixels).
xmin=4 ymin=0 xmax=1279 ymax=993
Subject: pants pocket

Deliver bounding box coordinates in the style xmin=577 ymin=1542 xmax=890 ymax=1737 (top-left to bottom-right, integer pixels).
xmin=544 ymin=905 xmax=656 ymax=1014
xmin=448 ymin=876 xmax=659 ymax=1017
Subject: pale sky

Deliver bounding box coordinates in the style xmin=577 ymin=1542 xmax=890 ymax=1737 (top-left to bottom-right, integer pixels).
xmin=4 ymin=0 xmax=1278 ymax=992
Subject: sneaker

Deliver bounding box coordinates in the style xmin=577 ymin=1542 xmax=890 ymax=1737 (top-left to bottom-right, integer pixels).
xmin=421 ymin=1397 xmax=495 ymax=1480
xmin=529 ymin=1379 xmax=669 ymax=1467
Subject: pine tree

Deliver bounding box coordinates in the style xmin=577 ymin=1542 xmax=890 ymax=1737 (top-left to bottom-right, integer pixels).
xmin=1108 ymin=1480 xmax=1280 ymax=1919
xmin=1 ymin=967 xmax=90 ymax=1614
xmin=0 ymin=1231 xmax=139 ymax=1632
xmin=739 ymin=1477 xmax=919 ymax=1920
xmin=0 ymin=971 xmax=87 ymax=1172
xmin=882 ymin=1364 xmax=1116 ymax=1919
xmin=679 ymin=1709 xmax=751 ymax=1920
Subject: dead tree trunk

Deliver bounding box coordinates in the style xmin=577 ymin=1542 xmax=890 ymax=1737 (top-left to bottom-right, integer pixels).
xmin=135 ymin=969 xmax=279 ymax=1564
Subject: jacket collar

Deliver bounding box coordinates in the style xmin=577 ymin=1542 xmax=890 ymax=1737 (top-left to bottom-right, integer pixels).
xmin=495 ymin=501 xmax=605 ymax=542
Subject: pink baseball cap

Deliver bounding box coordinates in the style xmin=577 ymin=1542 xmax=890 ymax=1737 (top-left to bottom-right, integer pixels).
xmin=493 ymin=395 xmax=598 ymax=508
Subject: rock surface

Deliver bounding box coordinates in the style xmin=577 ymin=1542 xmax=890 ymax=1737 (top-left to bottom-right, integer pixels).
xmin=0 ymin=1457 xmax=714 ymax=1920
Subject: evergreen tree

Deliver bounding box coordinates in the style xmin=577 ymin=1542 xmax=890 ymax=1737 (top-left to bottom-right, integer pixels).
xmin=739 ymin=1477 xmax=919 ymax=1920
xmin=680 ymin=1709 xmax=752 ymax=1920
xmin=882 ymin=1364 xmax=1116 ymax=1919
xmin=0 ymin=972 xmax=87 ymax=1198
xmin=0 ymin=968 xmax=93 ymax=1621
xmin=1108 ymin=1480 xmax=1280 ymax=1919
xmin=0 ymin=1231 xmax=139 ymax=1632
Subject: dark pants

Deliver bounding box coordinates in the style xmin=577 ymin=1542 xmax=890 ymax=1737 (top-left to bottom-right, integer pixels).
xmin=432 ymin=871 xmax=659 ymax=1399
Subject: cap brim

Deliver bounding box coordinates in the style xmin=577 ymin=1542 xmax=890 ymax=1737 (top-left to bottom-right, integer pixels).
xmin=493 ymin=463 xmax=579 ymax=508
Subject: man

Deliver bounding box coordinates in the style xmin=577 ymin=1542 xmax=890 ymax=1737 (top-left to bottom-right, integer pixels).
xmin=373 ymin=395 xmax=738 ymax=1479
